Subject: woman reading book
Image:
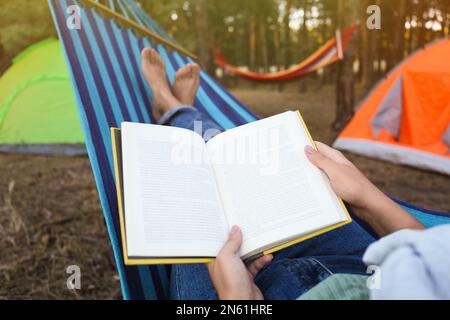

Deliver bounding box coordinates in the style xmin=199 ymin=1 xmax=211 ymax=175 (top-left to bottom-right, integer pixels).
xmin=140 ymin=48 xmax=450 ymax=300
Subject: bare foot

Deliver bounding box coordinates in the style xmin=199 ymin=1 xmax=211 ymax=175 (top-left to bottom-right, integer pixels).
xmin=141 ymin=48 xmax=181 ymax=121
xmin=173 ymin=63 xmax=200 ymax=106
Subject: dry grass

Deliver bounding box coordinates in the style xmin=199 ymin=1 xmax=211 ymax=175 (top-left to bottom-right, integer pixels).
xmin=0 ymin=155 xmax=120 ymax=299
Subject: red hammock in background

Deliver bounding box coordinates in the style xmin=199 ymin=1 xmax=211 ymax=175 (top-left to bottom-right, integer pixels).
xmin=214 ymin=24 xmax=358 ymax=82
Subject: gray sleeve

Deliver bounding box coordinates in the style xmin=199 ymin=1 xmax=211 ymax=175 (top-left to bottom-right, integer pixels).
xmin=363 ymin=225 xmax=450 ymax=300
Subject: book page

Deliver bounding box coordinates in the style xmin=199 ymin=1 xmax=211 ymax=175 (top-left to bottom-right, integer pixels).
xmin=121 ymin=123 xmax=228 ymax=258
xmin=206 ymin=111 xmax=349 ymax=257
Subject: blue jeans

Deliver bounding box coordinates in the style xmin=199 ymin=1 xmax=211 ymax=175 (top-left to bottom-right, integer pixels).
xmin=160 ymin=106 xmax=376 ymax=300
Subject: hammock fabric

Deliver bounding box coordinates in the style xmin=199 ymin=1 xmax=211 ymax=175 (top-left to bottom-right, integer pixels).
xmin=214 ymin=24 xmax=358 ymax=82
xmin=48 ymin=0 xmax=450 ymax=300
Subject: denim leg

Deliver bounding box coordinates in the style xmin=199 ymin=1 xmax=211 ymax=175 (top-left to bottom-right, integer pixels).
xmin=255 ymin=257 xmax=332 ymax=300
xmin=158 ymin=105 xmax=224 ymax=142
xmin=254 ymin=255 xmax=368 ymax=300
xmin=253 ymin=210 xmax=375 ymax=300
xmin=271 ymin=212 xmax=376 ymax=262
xmin=170 ymin=264 xmax=218 ymax=300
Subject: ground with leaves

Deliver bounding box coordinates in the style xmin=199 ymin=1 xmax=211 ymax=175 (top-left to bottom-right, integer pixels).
xmin=0 ymin=85 xmax=448 ymax=299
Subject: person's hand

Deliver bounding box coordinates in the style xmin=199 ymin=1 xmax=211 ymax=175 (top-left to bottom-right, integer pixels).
xmin=304 ymin=141 xmax=377 ymax=210
xmin=304 ymin=142 xmax=424 ymax=236
xmin=208 ymin=226 xmax=273 ymax=300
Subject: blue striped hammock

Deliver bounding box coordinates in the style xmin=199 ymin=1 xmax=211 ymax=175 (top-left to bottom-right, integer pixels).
xmin=48 ymin=0 xmax=450 ymax=300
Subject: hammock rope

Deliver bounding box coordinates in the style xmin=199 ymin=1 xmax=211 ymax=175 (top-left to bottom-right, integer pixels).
xmin=83 ymin=0 xmax=197 ymax=59
xmin=214 ymin=24 xmax=358 ymax=82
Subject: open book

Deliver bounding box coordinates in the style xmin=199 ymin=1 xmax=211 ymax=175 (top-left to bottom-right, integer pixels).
xmin=111 ymin=111 xmax=351 ymax=265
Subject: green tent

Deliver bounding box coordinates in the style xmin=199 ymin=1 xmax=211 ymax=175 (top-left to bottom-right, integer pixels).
xmin=0 ymin=38 xmax=85 ymax=155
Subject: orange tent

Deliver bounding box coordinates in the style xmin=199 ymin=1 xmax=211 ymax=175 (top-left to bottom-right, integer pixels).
xmin=334 ymin=38 xmax=450 ymax=175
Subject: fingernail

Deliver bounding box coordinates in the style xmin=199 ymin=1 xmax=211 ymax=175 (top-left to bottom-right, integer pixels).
xmin=305 ymin=145 xmax=316 ymax=155
xmin=230 ymin=226 xmax=239 ymax=235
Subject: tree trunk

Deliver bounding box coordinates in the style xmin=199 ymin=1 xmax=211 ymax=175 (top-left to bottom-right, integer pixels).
xmin=0 ymin=40 xmax=4 ymax=62
xmin=298 ymin=0 xmax=309 ymax=92
xmin=444 ymin=3 xmax=450 ymax=36
xmin=417 ymin=0 xmax=427 ymax=48
xmin=0 ymin=40 xmax=8 ymax=75
xmin=273 ymin=21 xmax=284 ymax=92
xmin=259 ymin=16 xmax=269 ymax=72
xmin=273 ymin=23 xmax=281 ymax=70
xmin=249 ymin=15 xmax=257 ymax=70
xmin=360 ymin=0 xmax=374 ymax=92
xmin=283 ymin=0 xmax=292 ymax=69
xmin=406 ymin=0 xmax=416 ymax=54
xmin=194 ymin=0 xmax=213 ymax=74
xmin=334 ymin=0 xmax=357 ymax=131
xmin=392 ymin=0 xmax=407 ymax=65
xmin=362 ymin=0 xmax=384 ymax=90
